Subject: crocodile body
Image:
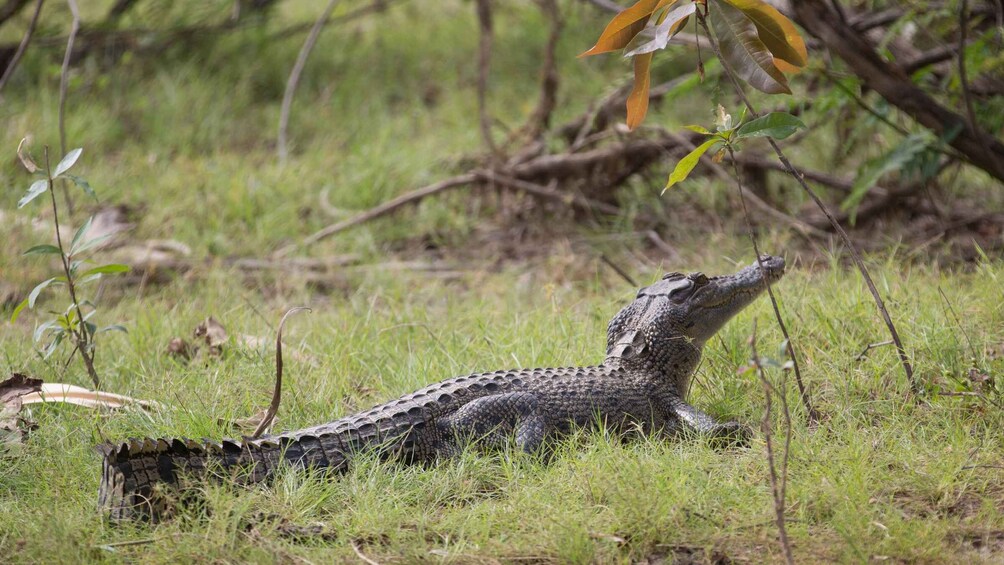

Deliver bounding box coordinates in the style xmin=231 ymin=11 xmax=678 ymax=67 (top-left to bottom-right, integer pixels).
xmin=98 ymin=255 xmax=785 ymax=521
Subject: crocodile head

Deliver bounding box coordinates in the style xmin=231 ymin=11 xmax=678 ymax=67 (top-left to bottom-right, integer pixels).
xmin=606 ymin=255 xmax=786 ymax=382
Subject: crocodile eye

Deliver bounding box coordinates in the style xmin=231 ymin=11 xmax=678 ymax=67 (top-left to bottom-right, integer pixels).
xmin=692 ymin=273 xmax=709 ymax=285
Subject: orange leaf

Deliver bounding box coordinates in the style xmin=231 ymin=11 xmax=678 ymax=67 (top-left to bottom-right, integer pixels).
xmin=721 ymin=0 xmax=807 ymax=68
xmin=626 ymin=52 xmax=654 ymax=129
xmin=580 ymin=0 xmax=668 ymax=57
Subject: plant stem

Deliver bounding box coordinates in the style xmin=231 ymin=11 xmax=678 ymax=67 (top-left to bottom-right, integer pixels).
xmin=44 ymin=147 xmax=99 ymax=388
xmin=695 ymin=11 xmax=918 ymax=395
xmin=727 ymin=144 xmax=818 ymax=424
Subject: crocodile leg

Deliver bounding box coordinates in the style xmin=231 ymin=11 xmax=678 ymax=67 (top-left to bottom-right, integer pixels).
xmin=668 ymin=398 xmax=751 ymax=445
xmin=444 ymin=392 xmax=548 ymax=454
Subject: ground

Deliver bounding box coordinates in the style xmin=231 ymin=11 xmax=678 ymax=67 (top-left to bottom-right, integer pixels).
xmin=1 ymin=1 xmax=1003 ymax=563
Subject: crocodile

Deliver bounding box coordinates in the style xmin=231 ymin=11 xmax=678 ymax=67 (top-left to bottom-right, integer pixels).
xmin=98 ymin=254 xmax=785 ymax=521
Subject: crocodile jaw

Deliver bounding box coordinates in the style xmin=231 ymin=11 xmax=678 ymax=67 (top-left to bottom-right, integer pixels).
xmin=686 ymin=255 xmax=785 ymax=342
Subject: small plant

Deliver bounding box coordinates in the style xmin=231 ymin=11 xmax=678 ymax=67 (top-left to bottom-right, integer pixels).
xmin=10 ymin=140 xmax=129 ymax=388
xmin=666 ymin=105 xmax=805 ymax=189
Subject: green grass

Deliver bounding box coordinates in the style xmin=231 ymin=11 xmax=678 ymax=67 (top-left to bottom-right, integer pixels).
xmin=2 ymin=1 xmax=1004 ymax=562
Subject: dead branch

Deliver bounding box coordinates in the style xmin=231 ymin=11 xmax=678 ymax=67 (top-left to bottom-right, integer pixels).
xmin=475 ymin=0 xmax=498 ymax=156
xmin=854 ymin=340 xmax=894 ymax=362
xmin=749 ymin=323 xmax=795 ymax=565
xmin=0 ymin=0 xmax=42 ymax=95
xmin=0 ymin=0 xmax=29 ymax=28
xmin=253 ymin=307 xmax=310 ymax=439
xmin=792 ymin=0 xmax=1004 ymax=183
xmin=58 ymin=0 xmax=79 ymax=214
xmin=277 ymin=0 xmax=340 ymax=164
xmin=518 ymin=0 xmax=562 ymax=142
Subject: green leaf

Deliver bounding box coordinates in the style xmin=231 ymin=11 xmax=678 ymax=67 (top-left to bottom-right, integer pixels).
xmin=9 ymin=298 xmax=29 ymax=323
xmin=33 ymin=319 xmax=60 ymax=343
xmin=77 ymin=274 xmax=102 ymax=285
xmin=80 ymin=264 xmax=130 ymax=278
xmin=23 ymin=245 xmax=63 ymax=257
xmin=28 ymin=278 xmax=59 ymax=309
xmin=734 ymin=112 xmax=806 ymax=140
xmin=97 ymin=325 xmax=128 ymax=334
xmin=17 ymin=180 xmax=49 ymax=209
xmin=843 ymin=134 xmax=930 ymax=224
xmin=665 ymin=138 xmax=722 ymax=190
xmin=710 ymin=1 xmax=791 ymax=94
xmin=53 ymin=148 xmax=82 ymax=178
xmin=43 ymin=332 xmax=65 ymax=359
xmin=65 ymin=174 xmax=96 ymax=199
xmin=70 ymin=216 xmax=94 ymax=255
xmin=684 ymin=124 xmax=713 ymax=135
xmin=72 ymin=233 xmax=116 ymax=255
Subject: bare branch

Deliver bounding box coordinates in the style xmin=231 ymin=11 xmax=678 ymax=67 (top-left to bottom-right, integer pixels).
xmin=749 ymin=323 xmax=795 ymax=565
xmin=727 ymin=145 xmax=818 ymax=424
xmin=277 ymin=0 xmax=340 ymax=164
xmin=0 ymin=0 xmax=43 ymax=95
xmin=58 ymin=0 xmax=80 ymax=215
xmin=475 ymin=0 xmax=498 ymax=156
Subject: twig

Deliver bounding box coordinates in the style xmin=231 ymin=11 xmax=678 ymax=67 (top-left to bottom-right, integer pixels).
xmin=253 ymin=306 xmax=310 ymax=438
xmin=277 ymin=0 xmax=340 ymax=164
xmin=696 ymin=11 xmax=919 ymax=396
xmin=58 ymin=0 xmax=80 ymax=215
xmin=599 ymin=254 xmax=636 ymax=286
xmin=350 ymin=540 xmax=382 ymax=565
xmin=475 ymin=0 xmax=498 ymax=156
xmin=958 ymin=0 xmax=979 ymax=132
xmin=478 ymin=170 xmax=623 ymax=216
xmin=937 ymin=286 xmax=977 ymax=359
xmin=854 ymin=340 xmax=893 ymax=361
xmin=727 ymin=146 xmax=818 ymax=424
xmin=749 ymin=322 xmax=795 ymax=565
xmin=0 ymin=0 xmax=43 ymax=96
xmin=520 ymin=0 xmax=562 ymax=141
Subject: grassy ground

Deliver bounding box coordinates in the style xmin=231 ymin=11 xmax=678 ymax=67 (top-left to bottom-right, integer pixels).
xmin=2 ymin=1 xmax=1004 ymax=563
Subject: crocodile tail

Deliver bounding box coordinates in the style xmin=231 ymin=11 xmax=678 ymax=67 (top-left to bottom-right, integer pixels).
xmin=97 ymin=433 xmax=350 ymax=522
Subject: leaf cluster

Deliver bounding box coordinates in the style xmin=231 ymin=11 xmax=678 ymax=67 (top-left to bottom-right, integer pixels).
xmin=582 ymin=0 xmax=807 ymax=129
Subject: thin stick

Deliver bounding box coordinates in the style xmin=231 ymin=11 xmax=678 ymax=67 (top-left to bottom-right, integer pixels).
xmin=937 ymin=286 xmax=977 ymax=359
xmin=475 ymin=0 xmax=498 ymax=155
xmin=521 ymin=0 xmax=562 ymax=141
xmin=0 ymin=0 xmax=44 ymax=95
xmin=749 ymin=322 xmax=795 ymax=565
xmin=696 ymin=12 xmax=918 ymax=395
xmin=727 ymin=145 xmax=818 ymax=424
xmin=350 ymin=540 xmax=382 ymax=565
xmin=58 ymin=0 xmax=79 ymax=215
xmin=277 ymin=0 xmax=340 ymax=164
xmin=854 ymin=340 xmax=893 ymax=361
xmin=958 ymin=0 xmax=979 ymax=131
xmin=253 ymin=306 xmax=311 ymax=438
